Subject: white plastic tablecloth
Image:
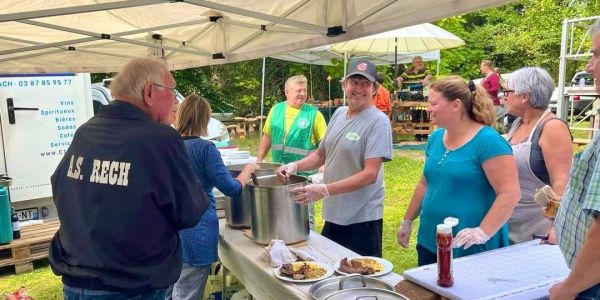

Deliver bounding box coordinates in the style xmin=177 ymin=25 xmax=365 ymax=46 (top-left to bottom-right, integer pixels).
xmin=218 ymin=220 xmax=403 ymax=300
xmin=403 ymin=241 xmax=570 ymax=300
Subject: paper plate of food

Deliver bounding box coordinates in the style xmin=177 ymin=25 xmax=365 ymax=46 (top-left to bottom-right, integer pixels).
xmin=334 ymin=257 xmax=393 ymax=277
xmin=274 ymin=261 xmax=334 ymax=283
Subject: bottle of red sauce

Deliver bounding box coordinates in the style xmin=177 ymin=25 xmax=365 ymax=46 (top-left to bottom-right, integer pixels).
xmin=437 ymin=223 xmax=453 ymax=287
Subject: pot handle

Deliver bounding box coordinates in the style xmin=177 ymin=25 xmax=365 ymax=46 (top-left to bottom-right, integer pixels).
xmin=338 ymin=274 xmax=367 ymax=291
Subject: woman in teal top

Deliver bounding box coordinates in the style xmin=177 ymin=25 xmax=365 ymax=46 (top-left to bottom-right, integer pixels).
xmin=397 ymin=76 xmax=520 ymax=266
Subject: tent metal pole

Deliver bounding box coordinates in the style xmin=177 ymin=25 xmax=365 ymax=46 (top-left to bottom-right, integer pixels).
xmin=394 ymin=37 xmax=398 ymax=94
xmin=185 ymin=0 xmax=327 ymax=34
xmin=343 ymin=51 xmax=348 ymax=105
xmin=17 ymin=19 xmax=212 ymax=57
xmin=0 ymin=0 xmax=162 ymax=23
xmin=436 ymin=59 xmax=440 ymax=75
xmin=260 ymin=57 xmax=266 ymax=136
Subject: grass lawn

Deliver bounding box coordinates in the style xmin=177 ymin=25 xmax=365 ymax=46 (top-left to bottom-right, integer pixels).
xmin=0 ymin=135 xmax=423 ymax=298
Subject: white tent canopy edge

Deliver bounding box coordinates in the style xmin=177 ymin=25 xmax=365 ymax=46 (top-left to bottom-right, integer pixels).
xmin=0 ymin=0 xmax=514 ymax=73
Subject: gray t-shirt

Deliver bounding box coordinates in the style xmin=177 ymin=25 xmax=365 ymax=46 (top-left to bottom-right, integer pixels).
xmin=319 ymin=105 xmax=393 ymax=225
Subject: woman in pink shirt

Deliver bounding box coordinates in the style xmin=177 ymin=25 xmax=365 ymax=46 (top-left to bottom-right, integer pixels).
xmin=480 ymin=60 xmax=501 ymax=106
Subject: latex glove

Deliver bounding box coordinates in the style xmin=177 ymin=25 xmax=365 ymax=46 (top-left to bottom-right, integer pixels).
xmin=452 ymin=227 xmax=489 ymax=250
xmin=292 ymin=184 xmax=329 ymax=204
xmin=276 ymin=163 xmax=297 ymax=183
xmin=397 ymin=220 xmax=413 ymax=248
xmin=310 ymin=172 xmax=324 ymax=184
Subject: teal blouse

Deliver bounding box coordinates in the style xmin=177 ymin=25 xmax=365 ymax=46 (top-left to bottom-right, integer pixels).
xmin=417 ymin=126 xmax=513 ymax=258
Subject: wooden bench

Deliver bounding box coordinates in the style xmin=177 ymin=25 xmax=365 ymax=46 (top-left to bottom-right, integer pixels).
xmin=0 ymin=220 xmax=59 ymax=274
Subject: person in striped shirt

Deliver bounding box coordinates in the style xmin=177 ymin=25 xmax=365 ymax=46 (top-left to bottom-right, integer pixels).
xmin=395 ymin=56 xmax=433 ymax=91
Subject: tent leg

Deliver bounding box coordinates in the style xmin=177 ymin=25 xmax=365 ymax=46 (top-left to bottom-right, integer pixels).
xmin=260 ymin=57 xmax=266 ymax=135
xmin=343 ymin=52 xmax=348 ymax=105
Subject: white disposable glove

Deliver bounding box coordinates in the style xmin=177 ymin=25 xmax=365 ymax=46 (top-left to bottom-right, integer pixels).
xmin=452 ymin=227 xmax=490 ymax=250
xmin=292 ymin=184 xmax=329 ymax=204
xmin=397 ymin=220 xmax=413 ymax=248
xmin=309 ymin=172 xmax=324 ymax=184
xmin=276 ymin=163 xmax=297 ymax=183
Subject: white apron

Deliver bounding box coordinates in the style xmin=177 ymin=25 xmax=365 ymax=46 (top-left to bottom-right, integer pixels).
xmin=505 ymin=110 xmax=553 ymax=244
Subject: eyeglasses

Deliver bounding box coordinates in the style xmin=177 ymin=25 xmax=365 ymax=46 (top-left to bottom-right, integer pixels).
xmin=347 ymin=78 xmax=373 ymax=88
xmin=152 ymin=83 xmax=177 ymax=97
xmin=502 ymin=90 xmax=515 ymax=97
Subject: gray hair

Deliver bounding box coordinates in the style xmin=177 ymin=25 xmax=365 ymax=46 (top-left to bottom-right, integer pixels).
xmin=285 ymin=75 xmax=307 ymax=90
xmin=110 ymin=58 xmax=169 ymax=101
xmin=506 ymin=67 xmax=555 ymax=109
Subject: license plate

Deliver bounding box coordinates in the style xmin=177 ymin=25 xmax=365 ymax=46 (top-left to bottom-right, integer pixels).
xmin=15 ymin=208 xmax=39 ymax=221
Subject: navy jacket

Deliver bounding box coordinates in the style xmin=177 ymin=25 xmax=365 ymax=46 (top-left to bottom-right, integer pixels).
xmin=49 ymin=101 xmax=208 ymax=292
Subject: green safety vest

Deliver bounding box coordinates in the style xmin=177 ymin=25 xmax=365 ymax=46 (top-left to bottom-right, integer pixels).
xmin=270 ymin=101 xmax=317 ymax=176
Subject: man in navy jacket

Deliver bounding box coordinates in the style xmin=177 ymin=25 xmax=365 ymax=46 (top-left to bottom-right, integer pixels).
xmin=49 ymin=58 xmax=208 ymax=299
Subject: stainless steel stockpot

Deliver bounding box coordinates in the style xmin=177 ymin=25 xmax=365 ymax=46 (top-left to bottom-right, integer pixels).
xmin=249 ymin=174 xmax=308 ymax=244
xmin=225 ymin=162 xmax=280 ymax=228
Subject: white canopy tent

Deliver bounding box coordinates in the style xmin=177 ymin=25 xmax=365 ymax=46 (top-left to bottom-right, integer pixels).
xmin=0 ymin=0 xmax=514 ymax=73
xmin=268 ymin=22 xmax=464 ymax=107
xmin=269 ymin=47 xmax=441 ymax=109
xmin=271 ymin=45 xmax=440 ymax=66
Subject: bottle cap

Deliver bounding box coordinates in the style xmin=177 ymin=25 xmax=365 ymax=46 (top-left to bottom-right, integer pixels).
xmin=444 ymin=217 xmax=459 ymax=227
xmin=437 ymin=223 xmax=452 ymax=234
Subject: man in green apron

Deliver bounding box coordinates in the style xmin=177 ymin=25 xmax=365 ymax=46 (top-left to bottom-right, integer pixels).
xmin=257 ymin=75 xmax=327 ymax=230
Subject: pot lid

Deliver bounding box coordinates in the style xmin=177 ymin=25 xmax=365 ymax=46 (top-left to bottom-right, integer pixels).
xmin=323 ymin=288 xmax=410 ymax=300
xmin=310 ymin=274 xmax=393 ymax=300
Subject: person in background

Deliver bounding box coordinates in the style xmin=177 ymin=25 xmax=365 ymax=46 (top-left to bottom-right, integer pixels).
xmin=550 ymin=20 xmax=600 ymax=300
xmin=372 ymin=72 xmax=392 ymax=119
xmin=503 ymin=67 xmax=572 ymax=244
xmin=397 ymin=76 xmax=520 ymax=265
xmin=396 ymin=56 xmax=433 ymax=141
xmin=49 ymin=57 xmax=209 ymax=299
xmin=170 ymin=97 xmax=180 ymax=127
xmin=167 ymin=94 xmax=259 ymax=300
xmin=277 ymin=60 xmax=393 ymax=257
xmin=395 ymin=56 xmax=432 ymax=89
xmin=256 ymin=75 xmax=327 ymax=230
xmin=480 ymin=60 xmax=503 ymax=119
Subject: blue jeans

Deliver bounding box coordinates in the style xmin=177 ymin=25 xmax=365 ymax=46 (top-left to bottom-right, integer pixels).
xmin=63 ymin=285 xmax=166 ymax=300
xmin=165 ymin=263 xmax=211 ymax=300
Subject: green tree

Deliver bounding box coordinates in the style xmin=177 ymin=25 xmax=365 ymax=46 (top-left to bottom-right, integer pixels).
xmin=436 ymin=0 xmax=597 ymax=82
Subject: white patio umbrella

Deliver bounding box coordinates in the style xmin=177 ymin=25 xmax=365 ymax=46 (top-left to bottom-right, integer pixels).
xmin=331 ymin=23 xmax=465 ymax=54
xmin=331 ymin=23 xmax=464 ymax=103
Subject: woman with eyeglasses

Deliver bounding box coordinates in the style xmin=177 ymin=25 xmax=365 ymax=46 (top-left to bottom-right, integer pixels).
xmin=167 ymin=94 xmax=259 ymax=300
xmin=397 ymin=76 xmax=520 ymax=265
xmin=503 ymin=67 xmax=573 ymax=245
